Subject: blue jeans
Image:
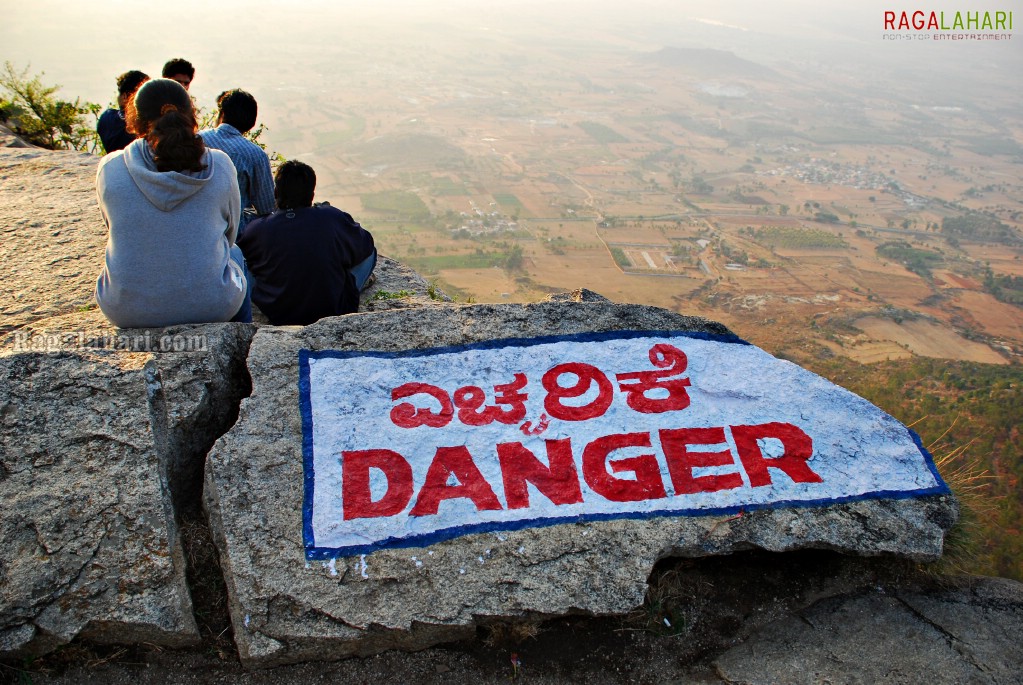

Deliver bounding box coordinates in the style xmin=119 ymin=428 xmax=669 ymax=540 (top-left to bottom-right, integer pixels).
xmin=229 ymin=245 xmax=253 ymax=323
xmin=351 ymin=248 xmax=377 ymax=291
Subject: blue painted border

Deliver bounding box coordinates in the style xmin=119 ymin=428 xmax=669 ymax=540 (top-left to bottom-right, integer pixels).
xmin=299 ymin=349 xmax=317 ymax=550
xmin=298 ymin=329 xmax=951 ymax=561
xmin=304 ymin=477 xmax=949 ymax=560
xmin=910 ymin=426 xmax=947 ymax=487
xmin=301 ymin=327 xmax=750 ymax=364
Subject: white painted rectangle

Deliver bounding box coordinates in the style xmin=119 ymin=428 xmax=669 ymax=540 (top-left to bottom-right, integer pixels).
xmin=299 ymin=330 xmax=947 ymax=559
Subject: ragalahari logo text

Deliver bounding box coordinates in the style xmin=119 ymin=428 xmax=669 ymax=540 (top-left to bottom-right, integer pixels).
xmin=883 ymin=10 xmax=1013 ymax=41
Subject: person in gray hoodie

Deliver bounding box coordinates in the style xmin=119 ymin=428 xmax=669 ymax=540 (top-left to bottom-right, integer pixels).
xmin=95 ymin=78 xmax=252 ymax=328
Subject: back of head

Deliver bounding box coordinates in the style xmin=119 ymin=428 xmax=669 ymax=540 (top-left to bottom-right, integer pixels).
xmin=216 ymin=89 xmax=258 ymax=134
xmin=274 ymin=160 xmax=316 ymax=209
xmin=127 ymin=78 xmax=205 ymax=173
xmin=116 ymin=70 xmax=149 ymax=98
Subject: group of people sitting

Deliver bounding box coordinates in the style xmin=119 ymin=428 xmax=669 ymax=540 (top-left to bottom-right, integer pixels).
xmin=94 ymin=58 xmax=376 ymax=329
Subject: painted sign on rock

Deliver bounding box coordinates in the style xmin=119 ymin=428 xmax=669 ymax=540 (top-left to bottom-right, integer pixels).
xmin=299 ymin=330 xmax=948 ymax=559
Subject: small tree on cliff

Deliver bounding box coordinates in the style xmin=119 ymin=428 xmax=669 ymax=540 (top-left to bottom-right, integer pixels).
xmin=0 ymin=62 xmax=101 ymax=152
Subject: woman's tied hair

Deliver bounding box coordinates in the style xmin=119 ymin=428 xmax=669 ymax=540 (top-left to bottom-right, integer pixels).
xmin=127 ymin=78 xmax=205 ymax=173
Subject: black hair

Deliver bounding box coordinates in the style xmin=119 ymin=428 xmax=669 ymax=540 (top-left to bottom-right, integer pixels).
xmin=161 ymin=58 xmax=195 ymax=79
xmin=127 ymin=79 xmax=205 ymax=173
xmin=116 ymin=70 xmax=149 ymax=97
xmin=216 ymin=89 xmax=258 ymax=134
xmin=274 ymin=160 xmax=316 ymax=209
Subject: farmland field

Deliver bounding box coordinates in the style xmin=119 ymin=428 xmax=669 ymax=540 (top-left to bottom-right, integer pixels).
xmin=220 ymin=4 xmax=1023 ymax=371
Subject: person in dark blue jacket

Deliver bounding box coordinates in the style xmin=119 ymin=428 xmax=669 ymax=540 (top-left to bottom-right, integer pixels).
xmin=238 ymin=160 xmax=376 ymax=326
xmin=97 ymin=70 xmax=149 ymax=153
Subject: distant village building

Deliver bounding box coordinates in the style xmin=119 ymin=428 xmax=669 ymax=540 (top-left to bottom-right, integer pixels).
xmin=451 ymin=210 xmax=518 ymax=237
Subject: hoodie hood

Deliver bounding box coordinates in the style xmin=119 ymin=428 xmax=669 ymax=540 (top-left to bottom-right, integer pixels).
xmin=122 ymin=138 xmax=214 ymax=212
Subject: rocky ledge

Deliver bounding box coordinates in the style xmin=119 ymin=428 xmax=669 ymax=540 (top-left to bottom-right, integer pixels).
xmin=1 ymin=146 xmax=1020 ymax=683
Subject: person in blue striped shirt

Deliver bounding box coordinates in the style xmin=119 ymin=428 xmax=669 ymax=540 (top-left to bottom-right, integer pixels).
xmin=199 ymin=89 xmax=275 ymax=233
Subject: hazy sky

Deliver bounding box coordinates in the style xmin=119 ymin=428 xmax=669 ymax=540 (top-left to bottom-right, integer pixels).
xmin=3 ymin=0 xmax=1018 ymax=101
xmin=2 ymin=0 xmax=1019 ymax=163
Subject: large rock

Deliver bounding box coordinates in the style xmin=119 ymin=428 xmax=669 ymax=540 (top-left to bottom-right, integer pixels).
xmin=713 ymin=575 xmax=1023 ymax=684
xmin=359 ymin=255 xmax=451 ymax=312
xmin=8 ymin=554 xmax=1022 ymax=682
xmin=0 ymin=124 xmax=39 ymax=148
xmin=0 ymin=148 xmax=104 ymax=339
xmin=204 ymin=302 xmax=957 ymax=668
xmin=0 ymin=321 xmax=254 ymax=657
xmin=141 ymin=323 xmax=256 ymax=514
xmin=0 ymin=349 xmax=196 ymax=656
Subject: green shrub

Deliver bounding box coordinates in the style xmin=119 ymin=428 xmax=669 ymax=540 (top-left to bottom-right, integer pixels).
xmin=0 ymin=61 xmax=101 ymax=152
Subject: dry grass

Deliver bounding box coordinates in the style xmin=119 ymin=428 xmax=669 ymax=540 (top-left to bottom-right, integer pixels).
xmin=178 ymin=516 xmax=235 ymax=661
xmin=919 ymin=420 xmax=1002 ymax=578
xmin=0 ymin=642 xmax=155 ymax=684
xmin=624 ymin=565 xmax=710 ymax=637
xmin=480 ymin=620 xmax=542 ymax=647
